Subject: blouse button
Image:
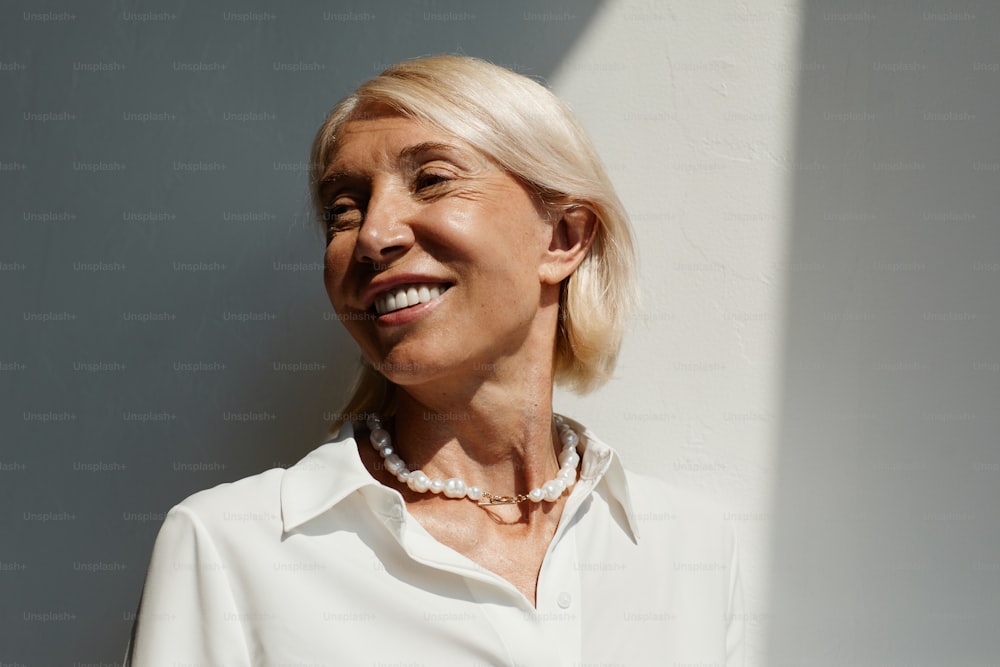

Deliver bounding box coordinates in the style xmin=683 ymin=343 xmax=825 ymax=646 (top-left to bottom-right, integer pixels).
xmin=557 ymin=592 xmax=572 ymax=609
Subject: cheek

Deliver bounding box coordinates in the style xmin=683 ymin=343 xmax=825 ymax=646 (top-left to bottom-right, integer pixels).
xmin=322 ymin=242 xmax=353 ymax=306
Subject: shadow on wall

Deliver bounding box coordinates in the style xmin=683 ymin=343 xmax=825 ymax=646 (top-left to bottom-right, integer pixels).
xmin=0 ymin=0 xmax=604 ymax=662
xmin=769 ymin=2 xmax=1000 ymax=664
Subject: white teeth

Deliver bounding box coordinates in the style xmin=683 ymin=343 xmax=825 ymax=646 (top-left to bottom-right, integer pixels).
xmin=374 ymin=283 xmax=449 ymax=315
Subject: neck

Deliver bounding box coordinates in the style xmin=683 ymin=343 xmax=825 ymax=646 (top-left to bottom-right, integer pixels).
xmin=387 ymin=375 xmax=560 ymax=499
xmin=382 ymin=295 xmax=565 ymax=497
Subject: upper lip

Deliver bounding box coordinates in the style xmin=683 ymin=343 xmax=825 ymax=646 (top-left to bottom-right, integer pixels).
xmin=361 ymin=273 xmax=453 ymax=310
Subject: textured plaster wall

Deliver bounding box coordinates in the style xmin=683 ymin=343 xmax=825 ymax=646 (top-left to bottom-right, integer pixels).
xmin=552 ymin=4 xmax=802 ymax=664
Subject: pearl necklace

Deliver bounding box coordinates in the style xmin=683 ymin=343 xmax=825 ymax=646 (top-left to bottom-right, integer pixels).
xmin=365 ymin=414 xmax=581 ymax=506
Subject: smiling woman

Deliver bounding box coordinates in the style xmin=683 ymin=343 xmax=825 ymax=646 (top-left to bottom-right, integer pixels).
xmin=126 ymin=55 xmax=744 ymax=666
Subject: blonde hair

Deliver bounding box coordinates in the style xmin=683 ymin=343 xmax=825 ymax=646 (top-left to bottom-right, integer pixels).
xmin=309 ymin=55 xmax=638 ymax=428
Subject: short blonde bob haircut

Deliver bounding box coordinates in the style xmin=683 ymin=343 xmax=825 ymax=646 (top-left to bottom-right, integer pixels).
xmin=309 ymin=55 xmax=638 ymax=428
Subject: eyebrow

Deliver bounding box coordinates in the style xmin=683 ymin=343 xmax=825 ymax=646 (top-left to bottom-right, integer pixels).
xmin=396 ymin=141 xmax=469 ymax=166
xmin=320 ymin=140 xmax=473 ymax=188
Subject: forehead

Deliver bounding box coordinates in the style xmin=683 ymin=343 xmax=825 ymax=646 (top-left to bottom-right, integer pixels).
xmin=324 ymin=113 xmax=482 ymax=177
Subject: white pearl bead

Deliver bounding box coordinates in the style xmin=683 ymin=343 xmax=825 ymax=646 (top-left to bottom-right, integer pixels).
xmin=558 ymin=450 xmax=579 ymax=468
xmin=385 ymin=455 xmax=405 ymax=474
xmin=371 ymin=414 xmax=581 ymax=506
xmin=543 ymin=479 xmax=566 ymax=501
xmin=443 ymin=478 xmax=467 ymax=499
xmin=370 ymin=428 xmax=390 ymax=449
xmin=560 ymin=429 xmax=579 ymax=448
xmin=407 ymin=471 xmax=430 ymax=492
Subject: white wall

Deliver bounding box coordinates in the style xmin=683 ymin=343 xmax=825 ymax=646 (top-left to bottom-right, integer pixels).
xmin=552 ymin=3 xmax=803 ymax=663
xmin=553 ymin=2 xmax=1000 ymax=664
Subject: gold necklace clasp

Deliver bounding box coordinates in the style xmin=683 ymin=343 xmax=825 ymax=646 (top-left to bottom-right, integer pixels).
xmin=477 ymin=493 xmax=528 ymax=506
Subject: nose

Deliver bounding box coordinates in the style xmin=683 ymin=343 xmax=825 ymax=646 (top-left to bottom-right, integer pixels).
xmin=353 ymin=184 xmax=414 ymax=268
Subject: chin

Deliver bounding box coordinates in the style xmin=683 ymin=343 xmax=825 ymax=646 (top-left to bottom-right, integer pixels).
xmin=371 ymin=361 xmax=427 ymax=384
xmin=375 ymin=351 xmax=481 ymax=392
xmin=363 ymin=347 xmax=434 ymax=385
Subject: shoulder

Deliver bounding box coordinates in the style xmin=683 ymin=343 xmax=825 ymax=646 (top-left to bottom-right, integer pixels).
xmin=624 ymin=469 xmax=728 ymax=521
xmin=160 ymin=467 xmax=287 ymax=548
xmin=623 ymin=468 xmax=737 ymax=561
xmin=570 ymin=417 xmax=737 ymax=555
xmin=176 ymin=466 xmax=285 ymax=517
xmin=572 ymin=419 xmax=731 ymax=532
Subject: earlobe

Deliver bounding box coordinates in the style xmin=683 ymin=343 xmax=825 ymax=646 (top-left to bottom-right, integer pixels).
xmin=540 ymin=204 xmax=598 ymax=285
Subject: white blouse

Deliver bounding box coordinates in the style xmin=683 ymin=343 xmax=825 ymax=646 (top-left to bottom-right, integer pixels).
xmin=126 ymin=419 xmax=744 ymax=666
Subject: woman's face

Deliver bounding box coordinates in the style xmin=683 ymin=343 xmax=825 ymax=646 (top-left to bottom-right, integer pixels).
xmin=320 ymin=111 xmax=558 ymax=388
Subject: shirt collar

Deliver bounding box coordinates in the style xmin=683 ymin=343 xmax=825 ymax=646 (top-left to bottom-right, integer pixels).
xmin=280 ymin=421 xmax=385 ymax=533
xmin=280 ymin=417 xmax=642 ymax=541
xmin=566 ymin=416 xmax=642 ymax=543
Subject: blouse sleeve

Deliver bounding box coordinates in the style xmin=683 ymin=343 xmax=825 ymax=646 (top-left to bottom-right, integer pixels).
xmin=125 ymin=504 xmax=251 ymax=666
xmin=725 ymin=527 xmax=746 ymax=666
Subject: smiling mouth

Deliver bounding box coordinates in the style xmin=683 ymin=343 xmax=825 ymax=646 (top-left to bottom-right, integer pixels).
xmin=373 ymin=283 xmax=451 ymax=316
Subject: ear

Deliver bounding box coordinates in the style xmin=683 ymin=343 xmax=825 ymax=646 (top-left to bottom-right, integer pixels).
xmin=538 ymin=204 xmax=598 ymax=285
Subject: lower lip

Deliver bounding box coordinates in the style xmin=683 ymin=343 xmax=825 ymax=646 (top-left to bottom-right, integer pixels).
xmin=374 ymin=289 xmax=448 ymax=327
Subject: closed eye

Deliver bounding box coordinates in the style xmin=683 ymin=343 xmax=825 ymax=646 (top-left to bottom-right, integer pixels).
xmin=414 ymin=171 xmax=452 ymax=192
xmin=323 ymin=197 xmax=364 ymax=237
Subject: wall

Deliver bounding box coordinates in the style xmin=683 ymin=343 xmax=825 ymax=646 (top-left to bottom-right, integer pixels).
xmin=767 ymin=2 xmax=1000 ymax=663
xmin=553 ymin=4 xmax=801 ymax=663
